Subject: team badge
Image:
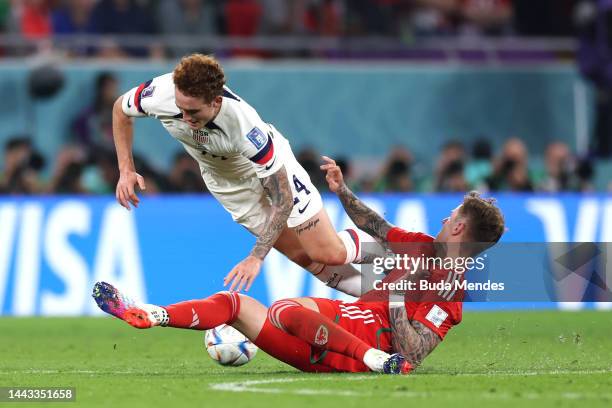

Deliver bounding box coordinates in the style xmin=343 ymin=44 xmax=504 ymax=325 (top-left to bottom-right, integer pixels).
xmin=314 ymin=325 xmax=329 ymax=346
xmin=192 ymin=129 xmax=209 ymax=145
xmin=425 ymin=305 xmax=448 ymax=328
xmin=141 ymin=85 xmax=156 ymax=98
xmin=246 ymin=127 xmax=267 ymax=149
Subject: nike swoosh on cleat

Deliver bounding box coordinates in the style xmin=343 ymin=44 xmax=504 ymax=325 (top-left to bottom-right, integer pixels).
xmin=298 ymin=200 xmax=311 ymax=214
xmin=127 ymin=97 xmax=132 ymax=108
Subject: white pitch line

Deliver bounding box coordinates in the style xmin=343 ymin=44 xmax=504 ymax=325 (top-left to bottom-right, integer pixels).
xmin=209 ymin=375 xmax=612 ymax=399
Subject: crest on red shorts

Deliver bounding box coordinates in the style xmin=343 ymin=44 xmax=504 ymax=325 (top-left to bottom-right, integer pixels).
xmin=314 ymin=325 xmax=329 ymax=346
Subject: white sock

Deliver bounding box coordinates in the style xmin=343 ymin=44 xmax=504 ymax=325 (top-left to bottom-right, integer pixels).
xmin=140 ymin=304 xmax=169 ymax=327
xmin=363 ymin=348 xmax=391 ymax=372
xmin=308 ymin=263 xmax=363 ymax=297
xmin=337 ymin=228 xmax=386 ymax=264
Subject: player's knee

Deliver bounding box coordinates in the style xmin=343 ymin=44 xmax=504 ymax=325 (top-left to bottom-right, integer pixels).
xmin=267 ymin=299 xmax=301 ymax=331
xmin=286 ymin=251 xmax=312 ymax=268
xmin=307 ymin=248 xmax=346 ymax=265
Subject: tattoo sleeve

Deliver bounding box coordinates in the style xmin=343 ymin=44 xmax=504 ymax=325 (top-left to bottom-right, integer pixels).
xmin=336 ymin=185 xmax=393 ymax=243
xmin=388 ymin=306 xmax=442 ymax=367
xmin=250 ymin=166 xmax=293 ymax=260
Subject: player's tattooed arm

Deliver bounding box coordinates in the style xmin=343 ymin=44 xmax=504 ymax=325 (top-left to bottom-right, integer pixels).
xmin=389 ymin=307 xmax=441 ymax=367
xmin=336 ymin=185 xmax=393 ymax=243
xmin=250 ymin=166 xmax=293 ymax=260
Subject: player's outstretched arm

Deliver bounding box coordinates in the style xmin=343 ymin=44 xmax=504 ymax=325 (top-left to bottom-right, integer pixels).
xmin=388 ymin=307 xmax=441 ymax=367
xmin=320 ymin=156 xmax=393 ymax=243
xmin=112 ymin=95 xmax=146 ymax=210
xmin=253 ymin=166 xmax=294 ymax=258
xmin=224 ymin=166 xmax=293 ymax=291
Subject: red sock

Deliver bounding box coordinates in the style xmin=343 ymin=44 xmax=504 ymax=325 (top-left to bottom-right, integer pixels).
xmin=164 ymin=291 xmax=240 ymax=330
xmin=267 ymin=300 xmax=371 ymax=361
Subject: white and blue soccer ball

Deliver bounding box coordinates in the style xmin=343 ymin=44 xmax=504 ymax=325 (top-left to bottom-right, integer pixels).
xmin=204 ymin=324 xmax=258 ymax=366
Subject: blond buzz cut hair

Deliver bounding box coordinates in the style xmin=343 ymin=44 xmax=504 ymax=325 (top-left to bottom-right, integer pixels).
xmin=459 ymin=191 xmax=505 ymax=248
xmin=173 ymin=54 xmax=226 ymax=103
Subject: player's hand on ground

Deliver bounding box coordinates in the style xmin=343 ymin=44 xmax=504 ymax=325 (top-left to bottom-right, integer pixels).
xmin=116 ymin=170 xmax=146 ymax=210
xmin=224 ymin=255 xmax=263 ymax=292
xmin=320 ymin=155 xmax=345 ymax=193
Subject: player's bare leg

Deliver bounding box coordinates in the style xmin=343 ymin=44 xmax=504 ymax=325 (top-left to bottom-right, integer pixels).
xmin=293 ymin=209 xmax=350 ymax=265
xmin=273 ymin=213 xmax=382 ymax=296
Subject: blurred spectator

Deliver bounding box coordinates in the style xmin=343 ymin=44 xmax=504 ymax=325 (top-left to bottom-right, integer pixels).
xmin=434 ymin=140 xmax=467 ymax=191
xmin=50 ymin=0 xmax=95 ymax=56
xmin=0 ymin=136 xmax=45 ymax=194
xmin=304 ymin=0 xmax=344 ymax=36
xmin=48 ymin=145 xmax=88 ymax=193
xmin=574 ymin=156 xmax=596 ymax=191
xmin=577 ymin=0 xmax=612 ymax=157
xmin=377 ymin=146 xmax=413 ymax=192
xmin=485 ymin=137 xmax=534 ymax=191
xmin=465 ymin=138 xmax=492 ymax=187
xmin=0 ymin=1 xmax=12 ymax=33
xmin=9 ymin=0 xmax=52 ymax=40
xmin=134 ymin=153 xmax=167 ymax=194
xmin=458 ymin=0 xmax=513 ymax=36
xmin=402 ymin=0 xmax=458 ymax=37
xmin=51 ymin=0 xmax=95 ymax=34
xmin=156 ymin=0 xmax=219 ymax=57
xmin=71 ymin=72 xmax=119 ymax=152
xmin=296 ymin=148 xmax=327 ymax=191
xmin=72 ymin=72 xmax=117 ymax=147
xmin=538 ymin=141 xmax=597 ymax=192
xmin=168 ymin=151 xmax=206 ymax=192
xmin=259 ymin=0 xmax=294 ymax=34
xmin=539 ymin=141 xmax=573 ymax=192
xmin=88 ymin=0 xmax=158 ymax=57
xmin=224 ymin=0 xmax=263 ymax=37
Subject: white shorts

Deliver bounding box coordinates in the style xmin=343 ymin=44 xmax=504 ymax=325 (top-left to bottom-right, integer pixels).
xmin=203 ymin=155 xmax=323 ymax=236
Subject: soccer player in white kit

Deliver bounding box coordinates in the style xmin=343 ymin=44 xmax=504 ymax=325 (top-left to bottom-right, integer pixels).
xmin=112 ymin=54 xmax=375 ymax=294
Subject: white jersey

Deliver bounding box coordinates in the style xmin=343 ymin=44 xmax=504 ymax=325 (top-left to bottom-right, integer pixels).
xmin=121 ymin=72 xmax=285 ymax=180
xmin=120 ymin=73 xmax=323 ymax=234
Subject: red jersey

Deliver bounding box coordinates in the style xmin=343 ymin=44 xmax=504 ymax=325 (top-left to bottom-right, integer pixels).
xmin=361 ymin=227 xmax=463 ymax=339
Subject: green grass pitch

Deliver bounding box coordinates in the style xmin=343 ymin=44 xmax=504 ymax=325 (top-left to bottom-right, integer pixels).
xmin=1 ymin=311 xmax=611 ymax=408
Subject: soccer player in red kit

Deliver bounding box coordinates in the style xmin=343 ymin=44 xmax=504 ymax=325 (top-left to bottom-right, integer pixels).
xmin=93 ymin=156 xmax=504 ymax=374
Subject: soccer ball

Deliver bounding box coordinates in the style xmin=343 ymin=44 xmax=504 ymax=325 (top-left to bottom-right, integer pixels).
xmin=204 ymin=324 xmax=258 ymax=366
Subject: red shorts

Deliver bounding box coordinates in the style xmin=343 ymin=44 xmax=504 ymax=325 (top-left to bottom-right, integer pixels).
xmin=253 ymin=298 xmax=392 ymax=373
xmin=311 ymin=298 xmax=393 ymax=372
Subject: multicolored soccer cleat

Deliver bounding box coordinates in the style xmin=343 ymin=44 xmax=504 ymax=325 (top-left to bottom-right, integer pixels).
xmin=382 ymin=353 xmax=413 ymax=375
xmin=92 ymin=281 xmax=155 ymax=329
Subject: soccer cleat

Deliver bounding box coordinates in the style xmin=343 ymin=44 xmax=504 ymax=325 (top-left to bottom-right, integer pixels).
xmin=92 ymin=281 xmax=165 ymax=329
xmin=363 ymin=348 xmax=392 ymax=372
xmin=382 ymin=353 xmax=413 ymax=375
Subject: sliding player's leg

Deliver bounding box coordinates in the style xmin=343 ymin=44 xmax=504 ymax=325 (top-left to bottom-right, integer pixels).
xmin=92 ymin=281 xmax=333 ymax=372
xmin=92 ymin=282 xmax=410 ymax=373
xmin=266 ymin=296 xmax=393 ymax=372
xmin=274 ymin=223 xmax=372 ymax=297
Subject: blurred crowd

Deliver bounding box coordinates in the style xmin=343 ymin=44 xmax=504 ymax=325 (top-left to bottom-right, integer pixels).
xmin=3 ymin=131 xmax=606 ymax=196
xmin=1 ymin=70 xmax=608 ymax=196
xmin=298 ymin=138 xmax=603 ymax=194
xmin=0 ymin=0 xmax=579 ymax=58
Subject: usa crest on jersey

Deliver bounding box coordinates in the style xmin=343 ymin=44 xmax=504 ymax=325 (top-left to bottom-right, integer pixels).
xmin=192 ymin=129 xmax=209 ymax=146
